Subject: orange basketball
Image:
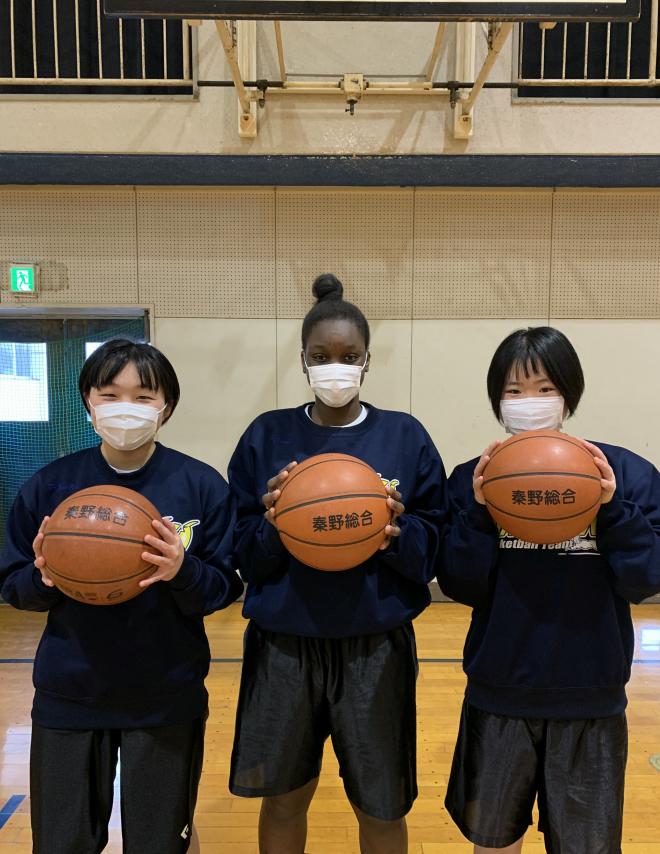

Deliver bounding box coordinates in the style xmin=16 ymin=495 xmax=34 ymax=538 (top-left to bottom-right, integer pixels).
xmin=274 ymin=453 xmax=391 ymax=571
xmin=41 ymin=485 xmax=160 ymax=605
xmin=482 ymin=430 xmax=602 ymax=544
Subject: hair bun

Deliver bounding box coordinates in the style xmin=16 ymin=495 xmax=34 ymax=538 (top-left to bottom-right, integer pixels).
xmin=312 ymin=273 xmax=343 ymax=303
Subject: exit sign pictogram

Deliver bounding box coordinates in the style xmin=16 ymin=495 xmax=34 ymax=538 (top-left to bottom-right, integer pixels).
xmin=9 ymin=264 xmax=38 ymax=294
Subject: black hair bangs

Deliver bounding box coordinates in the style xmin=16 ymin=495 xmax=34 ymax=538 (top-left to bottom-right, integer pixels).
xmin=508 ymin=355 xmax=540 ymax=381
xmin=92 ymin=348 xmax=160 ymax=392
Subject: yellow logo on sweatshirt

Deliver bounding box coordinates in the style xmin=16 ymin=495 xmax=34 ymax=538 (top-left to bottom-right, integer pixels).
xmin=378 ymin=474 xmax=401 ymax=493
xmin=163 ymin=516 xmax=200 ymax=551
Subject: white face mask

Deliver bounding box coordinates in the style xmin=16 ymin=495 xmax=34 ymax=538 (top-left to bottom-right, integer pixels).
xmin=304 ymin=355 xmax=368 ymax=408
xmin=500 ymin=396 xmax=565 ymax=435
xmin=90 ymin=401 xmax=166 ymax=451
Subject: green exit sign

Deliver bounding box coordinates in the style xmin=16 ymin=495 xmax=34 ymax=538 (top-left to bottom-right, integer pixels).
xmin=9 ymin=263 xmax=38 ymax=294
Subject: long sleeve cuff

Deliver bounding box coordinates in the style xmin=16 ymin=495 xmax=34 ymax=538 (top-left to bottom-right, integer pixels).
xmin=168 ymin=555 xmax=200 ymax=590
xmin=597 ymin=495 xmax=628 ymax=528
xmin=262 ymin=519 xmax=288 ymax=556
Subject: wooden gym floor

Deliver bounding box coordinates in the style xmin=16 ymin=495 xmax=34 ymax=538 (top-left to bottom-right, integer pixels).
xmin=1 ymin=602 xmax=660 ymax=853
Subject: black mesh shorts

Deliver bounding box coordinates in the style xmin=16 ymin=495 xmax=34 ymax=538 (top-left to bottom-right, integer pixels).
xmin=229 ymin=621 xmax=419 ymax=821
xmin=30 ymin=717 xmax=206 ymax=854
xmin=445 ymin=701 xmax=628 ymax=852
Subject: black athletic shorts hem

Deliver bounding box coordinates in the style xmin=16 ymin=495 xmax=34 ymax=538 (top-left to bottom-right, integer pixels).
xmin=229 ymin=770 xmax=321 ymax=800
xmin=345 ymin=783 xmax=417 ymax=822
xmin=230 ymin=777 xmax=415 ymax=822
xmin=444 ymin=804 xmax=529 ymax=849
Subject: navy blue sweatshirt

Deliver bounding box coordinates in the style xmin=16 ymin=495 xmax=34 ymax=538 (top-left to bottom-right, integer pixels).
xmin=228 ymin=403 xmax=448 ymax=638
xmin=439 ymin=442 xmax=660 ymax=719
xmin=0 ymin=443 xmax=243 ymax=729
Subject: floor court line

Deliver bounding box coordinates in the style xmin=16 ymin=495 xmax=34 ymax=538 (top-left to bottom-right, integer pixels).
xmin=0 ymin=796 xmax=25 ymax=830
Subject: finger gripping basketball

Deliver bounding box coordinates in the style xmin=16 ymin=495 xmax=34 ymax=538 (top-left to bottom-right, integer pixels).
xmin=41 ymin=485 xmax=161 ymax=605
xmin=274 ymin=453 xmax=390 ymax=571
xmin=481 ymin=430 xmax=602 ymax=545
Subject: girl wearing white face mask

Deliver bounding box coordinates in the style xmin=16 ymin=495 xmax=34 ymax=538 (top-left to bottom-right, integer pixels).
xmin=228 ymin=274 xmax=450 ymax=854
xmin=0 ymin=339 xmax=243 ymax=854
xmin=439 ymin=327 xmax=660 ymax=854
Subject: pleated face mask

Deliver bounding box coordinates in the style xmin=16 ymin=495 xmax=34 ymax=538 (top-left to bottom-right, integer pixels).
xmin=90 ymin=401 xmax=165 ymax=450
xmin=304 ymin=357 xmax=367 ymax=408
xmin=500 ymin=395 xmax=565 ymax=435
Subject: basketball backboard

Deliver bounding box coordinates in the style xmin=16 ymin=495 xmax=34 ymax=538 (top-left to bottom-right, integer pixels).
xmin=104 ymin=0 xmax=641 ymax=22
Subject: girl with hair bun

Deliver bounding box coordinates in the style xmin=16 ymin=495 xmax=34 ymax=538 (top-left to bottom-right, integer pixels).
xmin=228 ymin=274 xmax=449 ymax=854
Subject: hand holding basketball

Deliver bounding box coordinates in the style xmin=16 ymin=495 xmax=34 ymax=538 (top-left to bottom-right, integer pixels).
xmin=473 ymin=440 xmax=503 ymax=505
xmin=33 ymin=516 xmax=54 ymax=588
xmin=274 ymin=453 xmax=390 ymax=571
xmin=139 ymin=518 xmax=185 ymax=587
xmin=481 ymin=430 xmax=602 ymax=544
xmin=578 ymin=440 xmax=616 ymax=504
xmin=262 ymin=461 xmax=298 ymax=526
xmin=41 ymin=486 xmax=161 ymax=605
xmin=380 ymin=487 xmax=404 ymax=550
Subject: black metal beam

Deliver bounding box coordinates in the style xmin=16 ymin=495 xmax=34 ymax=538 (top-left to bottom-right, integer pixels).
xmin=2 ymin=153 xmax=660 ymax=187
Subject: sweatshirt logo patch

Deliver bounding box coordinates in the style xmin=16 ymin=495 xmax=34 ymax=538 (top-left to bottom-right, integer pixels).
xmin=163 ymin=516 xmax=200 ymax=551
xmin=498 ymin=520 xmax=599 ymax=554
xmin=378 ymin=474 xmax=401 ymax=493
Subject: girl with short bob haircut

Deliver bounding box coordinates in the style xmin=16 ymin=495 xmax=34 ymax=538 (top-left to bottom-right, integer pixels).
xmin=1 ymin=339 xmax=243 ymax=854
xmin=440 ymin=326 xmax=660 ymax=853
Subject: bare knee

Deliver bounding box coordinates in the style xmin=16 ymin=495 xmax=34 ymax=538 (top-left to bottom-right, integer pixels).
xmin=352 ymin=807 xmax=407 ymax=854
xmin=356 ymin=812 xmax=406 ymax=836
xmin=261 ymin=792 xmax=309 ymax=823
xmin=261 ymin=778 xmax=319 ymax=823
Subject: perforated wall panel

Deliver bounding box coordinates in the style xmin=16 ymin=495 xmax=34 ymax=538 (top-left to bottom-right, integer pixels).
xmin=0 ymin=188 xmax=138 ymax=305
xmin=551 ymin=320 xmax=660 ymax=466
xmin=155 ymin=317 xmax=277 ymax=475
xmin=137 ymin=189 xmax=275 ymax=318
xmin=413 ymin=190 xmax=552 ymax=319
xmin=4 ymin=188 xmax=660 ymax=322
xmin=550 ymin=191 xmax=660 ymax=319
xmin=276 ymin=189 xmax=414 ymax=319
xmin=412 ymin=319 xmax=542 ymax=472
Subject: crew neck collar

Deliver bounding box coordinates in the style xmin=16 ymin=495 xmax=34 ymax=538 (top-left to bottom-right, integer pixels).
xmin=296 ymin=402 xmax=377 ymax=434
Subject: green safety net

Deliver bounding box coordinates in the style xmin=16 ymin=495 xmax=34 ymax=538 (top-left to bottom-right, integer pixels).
xmin=0 ymin=317 xmax=147 ymax=553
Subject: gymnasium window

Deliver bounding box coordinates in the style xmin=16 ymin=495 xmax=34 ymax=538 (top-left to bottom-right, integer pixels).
xmin=85 ymin=341 xmax=103 ymax=359
xmin=0 ymin=0 xmax=194 ymax=96
xmin=0 ymin=343 xmax=49 ymax=422
xmin=517 ymin=0 xmax=660 ymax=98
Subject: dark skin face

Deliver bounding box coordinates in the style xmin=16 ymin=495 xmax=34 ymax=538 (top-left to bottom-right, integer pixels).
xmin=260 ymin=316 xmax=404 ymax=552
xmin=301 ymin=317 xmax=370 ymax=427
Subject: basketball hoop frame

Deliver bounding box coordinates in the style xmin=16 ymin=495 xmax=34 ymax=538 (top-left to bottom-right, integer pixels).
xmin=105 ymin=0 xmax=641 ymax=22
xmin=103 ymin=0 xmax=642 ymax=141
